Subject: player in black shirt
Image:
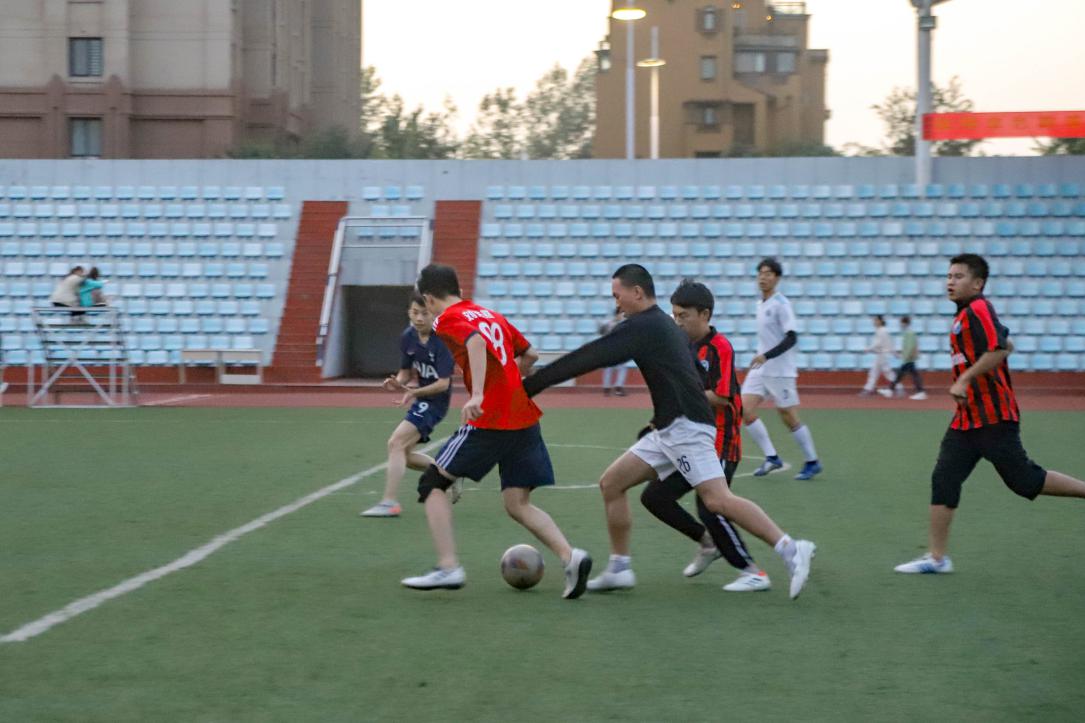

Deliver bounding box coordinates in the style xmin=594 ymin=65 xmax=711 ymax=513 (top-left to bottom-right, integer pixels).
xmin=524 ymin=265 xmax=816 ymax=599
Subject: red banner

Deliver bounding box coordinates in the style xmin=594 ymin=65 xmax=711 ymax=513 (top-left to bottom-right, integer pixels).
xmin=923 ymin=111 xmax=1085 ymax=140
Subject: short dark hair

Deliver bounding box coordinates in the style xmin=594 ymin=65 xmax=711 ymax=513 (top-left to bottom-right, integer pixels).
xmin=670 ymin=279 xmax=714 ymax=318
xmin=873 ymin=314 xmax=885 ymax=324
xmin=757 ymin=257 xmax=783 ymax=277
xmin=87 ymin=267 xmax=100 ymax=280
xmin=901 ymin=315 xmax=911 ymax=325
xmin=950 ymin=253 xmax=989 ymax=286
xmin=612 ymin=263 xmax=655 ymax=298
xmin=409 ymin=290 xmax=426 ymax=307
xmin=417 ymin=264 xmax=461 ymax=300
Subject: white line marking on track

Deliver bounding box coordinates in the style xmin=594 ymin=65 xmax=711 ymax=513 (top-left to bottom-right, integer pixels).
xmin=141 ymin=394 xmax=213 ymax=407
xmin=0 ymin=437 xmax=448 ymax=645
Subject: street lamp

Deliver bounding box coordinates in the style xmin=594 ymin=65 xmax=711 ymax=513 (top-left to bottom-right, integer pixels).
xmin=637 ymin=26 xmax=666 ymax=160
xmin=611 ymin=2 xmax=646 ymax=160
xmin=912 ymin=0 xmax=952 ymax=190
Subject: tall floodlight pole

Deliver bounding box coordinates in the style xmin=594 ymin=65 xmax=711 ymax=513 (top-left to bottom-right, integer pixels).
xmin=638 ymin=27 xmax=666 ymax=159
xmin=913 ymin=0 xmax=951 ymax=190
xmin=612 ymin=3 xmax=646 ymax=159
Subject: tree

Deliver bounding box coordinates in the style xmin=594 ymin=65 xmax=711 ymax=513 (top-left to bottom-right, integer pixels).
xmin=372 ymin=95 xmax=460 ymax=160
xmin=1034 ymin=137 xmax=1085 ymax=155
xmin=870 ymin=76 xmax=982 ymax=157
xmin=521 ymin=57 xmax=597 ymax=160
xmin=462 ymin=88 xmax=524 ymax=159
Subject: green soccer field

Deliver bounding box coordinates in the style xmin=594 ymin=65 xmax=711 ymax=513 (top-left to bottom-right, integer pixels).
xmin=1 ymin=405 xmax=1083 ymax=722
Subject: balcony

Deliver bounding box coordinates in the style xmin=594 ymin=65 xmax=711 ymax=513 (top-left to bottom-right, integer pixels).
xmin=769 ymin=2 xmax=807 ymax=14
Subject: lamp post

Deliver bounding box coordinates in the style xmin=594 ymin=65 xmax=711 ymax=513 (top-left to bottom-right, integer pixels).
xmin=612 ymin=2 xmax=646 ymax=160
xmin=912 ymin=0 xmax=951 ymax=190
xmin=637 ymin=26 xmax=666 ymax=160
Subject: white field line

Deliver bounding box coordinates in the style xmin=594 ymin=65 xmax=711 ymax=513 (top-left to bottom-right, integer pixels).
xmin=0 ymin=437 xmax=448 ymax=645
xmin=141 ymin=394 xmax=213 ymax=407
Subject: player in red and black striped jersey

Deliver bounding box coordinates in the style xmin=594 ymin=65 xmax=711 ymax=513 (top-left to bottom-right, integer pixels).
xmin=639 ymin=280 xmax=771 ymax=592
xmin=895 ymin=254 xmax=1085 ymax=575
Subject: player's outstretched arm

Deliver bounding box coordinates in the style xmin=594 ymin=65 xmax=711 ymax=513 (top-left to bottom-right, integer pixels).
xmin=522 ymin=327 xmax=637 ymax=397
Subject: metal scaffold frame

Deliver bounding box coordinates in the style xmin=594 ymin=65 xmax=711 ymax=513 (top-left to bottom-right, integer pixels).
xmin=28 ymin=307 xmax=139 ymax=408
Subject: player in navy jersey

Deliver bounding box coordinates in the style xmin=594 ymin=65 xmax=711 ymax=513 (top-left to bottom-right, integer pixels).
xmin=361 ymin=292 xmax=455 ymax=518
xmin=895 ymin=254 xmax=1085 ymax=574
xmin=639 ymin=280 xmax=770 ymax=592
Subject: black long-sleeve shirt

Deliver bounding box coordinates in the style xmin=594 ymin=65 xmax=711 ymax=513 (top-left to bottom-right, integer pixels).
xmin=523 ymin=304 xmax=715 ymax=429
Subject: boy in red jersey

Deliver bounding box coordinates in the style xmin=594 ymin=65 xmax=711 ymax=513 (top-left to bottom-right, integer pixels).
xmin=401 ymin=264 xmax=592 ymax=599
xmin=640 ymin=280 xmax=770 ymax=592
xmin=895 ymin=253 xmax=1085 ymax=574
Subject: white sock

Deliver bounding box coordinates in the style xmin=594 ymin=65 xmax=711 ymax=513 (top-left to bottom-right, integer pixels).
xmin=608 ymin=554 xmax=631 ymax=572
xmin=745 ymin=418 xmax=778 ymax=458
xmin=774 ymin=534 xmax=796 ymax=563
xmin=791 ymin=424 xmax=818 ymax=463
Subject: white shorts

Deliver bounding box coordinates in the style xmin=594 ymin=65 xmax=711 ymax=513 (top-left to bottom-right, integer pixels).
xmin=743 ymin=368 xmax=800 ymax=408
xmin=629 ymin=416 xmax=724 ymax=487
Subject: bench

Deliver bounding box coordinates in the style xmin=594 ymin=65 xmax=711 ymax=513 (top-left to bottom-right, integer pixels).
xmin=178 ymin=349 xmax=263 ymax=385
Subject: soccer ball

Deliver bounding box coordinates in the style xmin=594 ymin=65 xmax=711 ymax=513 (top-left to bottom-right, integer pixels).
xmin=500 ymin=544 xmax=544 ymax=590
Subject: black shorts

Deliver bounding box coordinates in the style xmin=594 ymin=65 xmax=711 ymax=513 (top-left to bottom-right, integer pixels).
xmin=930 ymin=422 xmax=1047 ymax=508
xmin=433 ymin=423 xmax=555 ymax=490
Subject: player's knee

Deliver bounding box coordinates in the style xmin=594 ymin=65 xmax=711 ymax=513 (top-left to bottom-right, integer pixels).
xmin=417 ymin=464 xmax=453 ymax=503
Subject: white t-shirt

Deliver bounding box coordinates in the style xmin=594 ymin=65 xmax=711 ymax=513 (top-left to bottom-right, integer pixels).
xmin=869 ymin=326 xmax=893 ymax=354
xmin=49 ymin=274 xmax=82 ymax=306
xmin=756 ymin=292 xmax=798 ymax=378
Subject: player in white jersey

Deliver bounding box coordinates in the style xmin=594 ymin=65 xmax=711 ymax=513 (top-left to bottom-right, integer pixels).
xmin=741 ymin=258 xmax=822 ymax=481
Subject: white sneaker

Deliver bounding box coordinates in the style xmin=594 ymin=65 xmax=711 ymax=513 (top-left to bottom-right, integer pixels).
xmin=683 ymin=546 xmax=722 ymax=577
xmin=562 ymin=548 xmax=593 ymax=599
xmin=360 ymin=501 xmax=402 ymax=517
xmin=401 ymin=566 xmax=466 ymax=590
xmin=877 ymin=389 xmax=894 ymax=399
xmin=0 ymin=382 xmax=8 ymax=394
xmin=909 ymin=391 xmax=928 ymax=400
xmin=894 ymin=553 xmax=953 ymax=574
xmin=787 ymin=540 xmax=816 ymax=599
xmin=586 ymin=567 xmax=635 ymax=592
xmin=449 ymin=479 xmax=464 ymax=504
xmin=723 ymin=570 xmax=771 ymax=592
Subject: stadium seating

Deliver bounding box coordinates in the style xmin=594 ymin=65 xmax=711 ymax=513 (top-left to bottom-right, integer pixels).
xmin=474 ymin=183 xmax=1085 ymax=372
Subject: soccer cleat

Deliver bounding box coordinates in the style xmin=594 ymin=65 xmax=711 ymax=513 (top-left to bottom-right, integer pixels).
xmin=360 ymin=501 xmax=402 ymax=518
xmin=723 ymin=570 xmax=771 ymax=592
xmin=752 ymin=456 xmax=784 ymax=477
xmin=795 ymin=461 xmax=822 ymax=481
xmin=877 ymin=389 xmax=894 ymax=399
xmin=894 ymin=553 xmax=953 ymax=574
xmin=787 ymin=540 xmax=816 ymax=599
xmin=683 ymin=546 xmax=723 ymax=577
xmin=586 ymin=567 xmax=636 ymax=592
xmin=449 ymin=479 xmax=464 ymax=504
xmin=562 ymin=548 xmax=593 ymax=599
xmin=613 ymin=387 xmax=626 ymax=397
xmin=910 ymin=391 xmax=928 ymax=400
xmin=401 ymin=566 xmax=466 ymax=590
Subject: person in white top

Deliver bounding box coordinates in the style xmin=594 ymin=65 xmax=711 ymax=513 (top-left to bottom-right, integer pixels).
xmin=48 ymin=266 xmax=86 ymax=318
xmin=860 ymin=315 xmax=895 ymax=396
xmin=741 ymin=258 xmax=822 ymax=481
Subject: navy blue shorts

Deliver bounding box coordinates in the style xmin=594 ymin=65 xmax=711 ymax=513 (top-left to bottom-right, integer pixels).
xmin=433 ymin=423 xmax=555 ymax=489
xmin=404 ymin=400 xmax=447 ymax=443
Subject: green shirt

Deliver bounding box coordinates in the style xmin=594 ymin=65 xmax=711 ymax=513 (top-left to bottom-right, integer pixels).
xmin=901 ymin=329 xmax=918 ymax=362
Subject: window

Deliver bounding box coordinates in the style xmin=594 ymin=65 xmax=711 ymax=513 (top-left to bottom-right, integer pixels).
xmin=70 ymin=118 xmax=102 ymax=157
xmin=69 ymin=38 xmax=103 ymax=77
xmin=700 ymin=6 xmax=719 ymax=32
xmin=776 ymin=52 xmax=797 ymax=74
xmin=734 ymin=51 xmax=766 ymax=73
xmin=700 ymin=56 xmax=718 ymax=81
xmin=701 ymin=106 xmax=719 ymax=127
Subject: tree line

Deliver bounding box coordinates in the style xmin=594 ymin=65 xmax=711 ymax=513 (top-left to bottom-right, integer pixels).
xmin=230 ymin=66 xmax=1083 ymax=159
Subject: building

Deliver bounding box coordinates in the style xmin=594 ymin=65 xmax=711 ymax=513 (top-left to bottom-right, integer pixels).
xmin=0 ymin=0 xmax=362 ymax=159
xmin=594 ymin=0 xmax=829 ymax=158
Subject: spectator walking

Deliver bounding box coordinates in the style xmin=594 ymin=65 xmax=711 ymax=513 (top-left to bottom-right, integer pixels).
xmin=860 ymin=314 xmax=895 ymax=396
xmin=879 ymin=316 xmax=927 ymax=400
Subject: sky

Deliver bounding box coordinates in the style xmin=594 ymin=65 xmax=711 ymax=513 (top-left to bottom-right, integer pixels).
xmin=362 ymin=0 xmax=1085 ymax=155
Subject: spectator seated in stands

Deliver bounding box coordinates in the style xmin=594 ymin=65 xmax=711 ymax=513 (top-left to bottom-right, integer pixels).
xmin=79 ymin=267 xmax=108 ymax=308
xmin=49 ymin=266 xmax=86 ymax=319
